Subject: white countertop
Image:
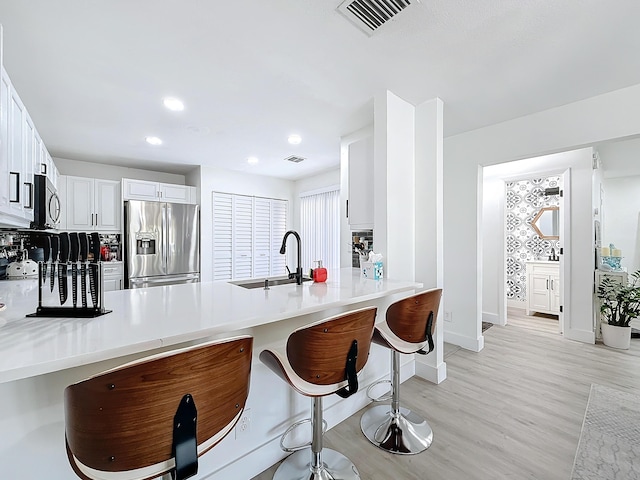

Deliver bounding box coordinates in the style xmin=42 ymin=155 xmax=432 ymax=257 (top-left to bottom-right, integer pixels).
xmin=0 ymin=269 xmax=420 ymax=384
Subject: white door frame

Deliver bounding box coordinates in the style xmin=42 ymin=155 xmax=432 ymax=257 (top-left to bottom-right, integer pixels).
xmin=487 ymin=167 xmax=570 ymax=335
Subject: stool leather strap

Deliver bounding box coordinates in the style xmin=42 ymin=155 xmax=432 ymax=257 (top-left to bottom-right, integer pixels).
xmin=417 ymin=311 xmax=435 ymax=355
xmin=336 ymin=340 xmax=359 ymax=398
xmin=172 ymin=394 xmax=198 ymax=480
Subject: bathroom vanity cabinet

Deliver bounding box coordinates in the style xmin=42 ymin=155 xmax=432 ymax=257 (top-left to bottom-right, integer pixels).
xmin=526 ymin=261 xmax=560 ymax=315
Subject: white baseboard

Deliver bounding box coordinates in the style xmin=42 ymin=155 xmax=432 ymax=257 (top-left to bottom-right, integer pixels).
xmin=444 ymin=330 xmax=484 ymax=352
xmin=564 ymin=328 xmax=595 ymax=344
xmin=415 ymin=359 xmax=447 ymax=384
xmin=482 ymin=312 xmax=499 ymax=324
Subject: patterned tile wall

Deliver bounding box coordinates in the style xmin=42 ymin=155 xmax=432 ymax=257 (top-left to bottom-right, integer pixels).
xmin=352 ymin=230 xmax=373 ymax=267
xmin=506 ymin=176 xmax=561 ymax=303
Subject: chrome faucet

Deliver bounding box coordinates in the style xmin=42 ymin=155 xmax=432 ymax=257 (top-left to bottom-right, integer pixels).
xmin=280 ymin=230 xmax=303 ymax=285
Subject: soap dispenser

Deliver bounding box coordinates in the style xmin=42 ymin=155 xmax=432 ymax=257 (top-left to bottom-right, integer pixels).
xmin=312 ymin=260 xmax=327 ymax=283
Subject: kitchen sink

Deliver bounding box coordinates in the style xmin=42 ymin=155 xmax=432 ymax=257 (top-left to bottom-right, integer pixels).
xmin=230 ymin=276 xmax=312 ymax=289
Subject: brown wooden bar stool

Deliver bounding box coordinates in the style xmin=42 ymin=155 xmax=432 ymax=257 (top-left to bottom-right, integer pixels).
xmin=260 ymin=306 xmax=377 ymax=480
xmin=360 ymin=288 xmax=442 ymax=454
xmin=64 ymin=335 xmax=253 ymax=480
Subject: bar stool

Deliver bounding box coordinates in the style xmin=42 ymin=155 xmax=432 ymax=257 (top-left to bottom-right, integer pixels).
xmin=360 ymin=288 xmax=442 ymax=454
xmin=260 ymin=306 xmax=377 ymax=480
xmin=64 ymin=335 xmax=253 ymax=480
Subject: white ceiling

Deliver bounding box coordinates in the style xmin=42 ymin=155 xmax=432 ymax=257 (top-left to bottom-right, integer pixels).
xmin=1 ymin=0 xmax=640 ymax=180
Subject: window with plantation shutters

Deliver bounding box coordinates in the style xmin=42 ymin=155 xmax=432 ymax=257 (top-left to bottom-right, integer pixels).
xmin=253 ymin=197 xmax=271 ymax=278
xmin=270 ymin=199 xmax=288 ymax=277
xmin=212 ymin=192 xmax=233 ymax=281
xmin=212 ymin=192 xmax=288 ymax=281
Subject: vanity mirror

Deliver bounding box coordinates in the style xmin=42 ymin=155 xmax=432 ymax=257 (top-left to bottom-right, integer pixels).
xmin=531 ymin=206 xmax=559 ymax=239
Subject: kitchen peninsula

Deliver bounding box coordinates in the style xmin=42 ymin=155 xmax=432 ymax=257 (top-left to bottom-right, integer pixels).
xmin=0 ymin=268 xmax=422 ymax=479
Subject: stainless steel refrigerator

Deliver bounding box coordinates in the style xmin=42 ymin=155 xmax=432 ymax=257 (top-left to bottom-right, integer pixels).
xmin=125 ymin=200 xmax=200 ymax=289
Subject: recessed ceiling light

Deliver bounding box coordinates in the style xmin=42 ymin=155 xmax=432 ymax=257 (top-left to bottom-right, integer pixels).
xmin=145 ymin=136 xmax=163 ymax=146
xmin=288 ymin=134 xmax=302 ymax=145
xmin=247 ymin=156 xmax=259 ymax=165
xmin=163 ymin=97 xmax=184 ymax=111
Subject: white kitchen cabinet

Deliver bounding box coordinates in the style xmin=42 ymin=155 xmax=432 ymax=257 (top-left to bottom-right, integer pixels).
xmin=64 ymin=176 xmax=121 ymax=232
xmin=122 ymin=178 xmax=195 ymax=204
xmin=212 ymin=192 xmax=288 ymax=281
xmin=6 ymin=76 xmax=35 ymax=225
xmin=0 ymin=65 xmax=56 ymax=228
xmin=347 ymin=135 xmax=374 ymax=229
xmin=102 ymin=262 xmax=124 ymax=291
xmin=37 ymin=146 xmax=59 ymax=188
xmin=526 ymin=261 xmax=560 ymax=315
xmin=0 ymin=68 xmax=10 ymax=217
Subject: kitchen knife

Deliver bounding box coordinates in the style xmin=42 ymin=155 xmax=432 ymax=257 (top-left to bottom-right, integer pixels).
xmin=79 ymin=232 xmax=89 ymax=309
xmin=41 ymin=235 xmax=51 ymax=287
xmin=69 ymin=232 xmax=79 ymax=308
xmin=89 ymin=232 xmax=101 ymax=307
xmin=58 ymin=232 xmax=70 ymax=305
xmin=50 ymin=235 xmax=59 ymax=293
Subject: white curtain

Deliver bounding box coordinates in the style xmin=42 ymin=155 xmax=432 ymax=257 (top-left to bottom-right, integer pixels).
xmin=300 ymin=188 xmax=340 ymax=271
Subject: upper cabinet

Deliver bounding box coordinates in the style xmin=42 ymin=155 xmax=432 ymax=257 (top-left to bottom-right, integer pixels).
xmin=347 ymin=135 xmax=374 ymax=229
xmin=0 ymin=64 xmax=59 ymax=228
xmin=63 ymin=175 xmax=121 ymax=232
xmin=0 ymin=66 xmax=34 ymax=227
xmin=122 ymin=178 xmax=196 ymax=204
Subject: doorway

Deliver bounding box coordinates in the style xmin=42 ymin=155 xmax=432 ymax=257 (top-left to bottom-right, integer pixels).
xmin=482 ymin=162 xmax=570 ymax=338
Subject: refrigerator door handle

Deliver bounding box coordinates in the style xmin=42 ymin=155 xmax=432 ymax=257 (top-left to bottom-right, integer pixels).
xmin=162 ymin=203 xmax=168 ymax=273
xmin=129 ymin=273 xmax=200 ymax=289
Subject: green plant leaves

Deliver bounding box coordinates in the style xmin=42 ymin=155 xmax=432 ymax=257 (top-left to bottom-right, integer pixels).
xmin=597 ymin=270 xmax=640 ymax=327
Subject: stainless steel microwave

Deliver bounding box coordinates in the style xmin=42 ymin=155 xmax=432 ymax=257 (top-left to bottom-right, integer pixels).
xmin=31 ymin=175 xmax=61 ymax=230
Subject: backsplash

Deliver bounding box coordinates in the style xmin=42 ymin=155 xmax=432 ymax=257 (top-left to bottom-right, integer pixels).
xmin=0 ymin=231 xmax=121 ymax=279
xmin=351 ymin=230 xmax=373 ymax=267
xmin=505 ymin=176 xmax=561 ymax=303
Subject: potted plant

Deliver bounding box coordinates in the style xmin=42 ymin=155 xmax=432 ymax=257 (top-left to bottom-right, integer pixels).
xmin=597 ymin=270 xmax=640 ymax=349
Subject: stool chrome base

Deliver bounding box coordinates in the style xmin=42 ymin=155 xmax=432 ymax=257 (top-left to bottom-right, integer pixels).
xmin=273 ymin=448 xmax=360 ymax=480
xmin=360 ymin=405 xmax=433 ymax=455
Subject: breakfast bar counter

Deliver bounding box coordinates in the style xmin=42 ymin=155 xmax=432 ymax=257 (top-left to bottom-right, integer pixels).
xmin=0 ymin=269 xmax=422 ymax=479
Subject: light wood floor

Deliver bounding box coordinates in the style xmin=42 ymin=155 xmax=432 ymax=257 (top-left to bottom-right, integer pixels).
xmin=252 ymin=311 xmax=640 ymax=480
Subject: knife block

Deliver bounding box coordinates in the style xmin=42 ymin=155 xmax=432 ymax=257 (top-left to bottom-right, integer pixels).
xmin=27 ymin=261 xmax=112 ymax=318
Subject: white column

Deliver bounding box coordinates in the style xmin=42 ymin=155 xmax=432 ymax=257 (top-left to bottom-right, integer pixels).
xmin=374 ymin=91 xmax=446 ymax=384
xmin=413 ymin=97 xmax=446 ymax=383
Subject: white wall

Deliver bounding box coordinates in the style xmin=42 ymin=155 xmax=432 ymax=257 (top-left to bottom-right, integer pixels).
xmin=602 ymin=175 xmax=640 ymax=273
xmin=54 ymin=157 xmax=187 ymax=184
xmin=197 ymin=166 xmax=294 ymax=282
xmin=444 ymin=82 xmax=640 ymax=350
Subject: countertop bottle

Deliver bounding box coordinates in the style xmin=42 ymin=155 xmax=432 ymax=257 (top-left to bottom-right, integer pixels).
xmin=312 ymin=260 xmax=327 ymax=283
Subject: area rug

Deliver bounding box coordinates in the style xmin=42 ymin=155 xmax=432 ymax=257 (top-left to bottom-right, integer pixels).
xmin=571 ymin=384 xmax=640 ymax=479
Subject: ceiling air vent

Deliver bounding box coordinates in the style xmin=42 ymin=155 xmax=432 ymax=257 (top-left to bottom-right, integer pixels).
xmin=284 ymin=155 xmax=306 ymax=163
xmin=337 ymin=0 xmax=417 ymax=36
